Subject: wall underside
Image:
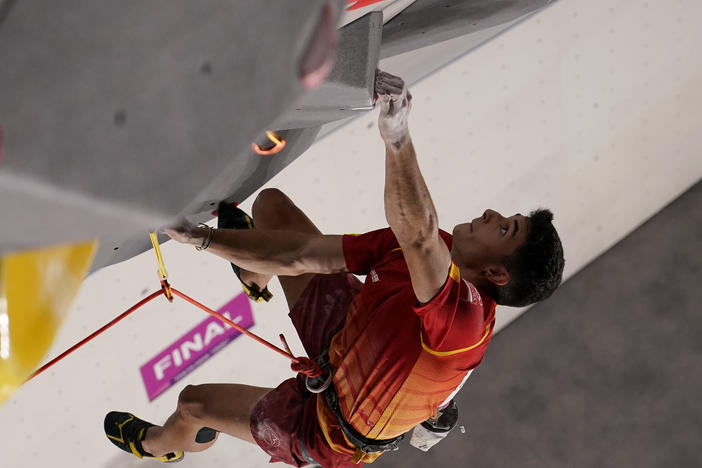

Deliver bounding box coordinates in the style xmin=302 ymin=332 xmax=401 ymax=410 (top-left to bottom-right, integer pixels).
xmin=0 ymin=1 xmax=700 ymax=467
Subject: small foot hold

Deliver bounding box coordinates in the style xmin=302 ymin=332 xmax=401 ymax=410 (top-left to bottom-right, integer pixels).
xmin=195 ymin=427 xmax=218 ymax=444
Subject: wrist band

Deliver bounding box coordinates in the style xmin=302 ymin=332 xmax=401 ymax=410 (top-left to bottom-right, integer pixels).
xmin=195 ymin=224 xmax=215 ymax=251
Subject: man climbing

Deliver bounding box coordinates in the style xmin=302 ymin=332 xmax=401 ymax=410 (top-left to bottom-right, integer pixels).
xmin=104 ymin=70 xmax=564 ymax=466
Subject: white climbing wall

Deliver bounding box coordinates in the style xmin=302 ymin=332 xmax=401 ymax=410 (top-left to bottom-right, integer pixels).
xmin=1 ymin=0 xmax=701 ymax=467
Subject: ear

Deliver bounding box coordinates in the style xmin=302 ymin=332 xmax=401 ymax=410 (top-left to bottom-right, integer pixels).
xmin=482 ymin=265 xmax=510 ymax=286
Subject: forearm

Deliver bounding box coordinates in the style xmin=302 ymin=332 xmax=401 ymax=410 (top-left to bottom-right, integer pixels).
xmin=384 ymin=138 xmax=439 ymax=246
xmin=189 ymin=227 xmax=307 ymax=276
xmin=185 ymin=227 xmax=346 ymax=276
xmin=375 ymin=70 xmax=450 ymax=302
xmin=375 ymin=70 xmax=439 ymax=246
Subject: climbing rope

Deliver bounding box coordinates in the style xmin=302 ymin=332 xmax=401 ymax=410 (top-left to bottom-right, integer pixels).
xmin=170 ymin=288 xmax=321 ymax=377
xmin=25 ymin=290 xmax=163 ymax=382
xmin=25 ymin=232 xmax=322 ymax=383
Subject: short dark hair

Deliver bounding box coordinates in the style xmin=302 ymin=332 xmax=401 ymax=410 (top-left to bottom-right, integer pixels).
xmin=494 ymin=209 xmax=564 ymax=307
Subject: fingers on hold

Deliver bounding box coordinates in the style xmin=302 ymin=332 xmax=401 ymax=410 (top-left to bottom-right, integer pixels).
xmin=375 ymin=79 xmax=390 ymax=94
xmin=378 ymin=82 xmax=402 ymax=97
xmin=376 ymin=72 xmax=405 ymax=93
xmin=387 ymin=77 xmax=405 ymax=89
xmin=387 ymin=99 xmax=395 ymax=115
xmin=378 ymin=70 xmax=400 ymax=81
xmin=378 ymin=90 xmax=392 ymax=103
xmin=377 ymin=71 xmax=403 ymax=86
xmin=378 ymin=93 xmax=392 ymax=111
xmin=375 ymin=71 xmax=389 ymax=85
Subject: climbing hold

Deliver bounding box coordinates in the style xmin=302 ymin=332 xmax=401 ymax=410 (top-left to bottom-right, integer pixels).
xmin=252 ymin=131 xmax=286 ymax=156
xmin=0 ymin=240 xmax=96 ymax=405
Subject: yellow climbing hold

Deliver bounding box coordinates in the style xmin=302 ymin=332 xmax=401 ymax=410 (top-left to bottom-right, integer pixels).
xmin=0 ymin=241 xmax=96 ymax=405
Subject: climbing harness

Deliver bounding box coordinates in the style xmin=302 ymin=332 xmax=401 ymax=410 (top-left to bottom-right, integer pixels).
xmin=324 ymin=381 xmax=404 ymax=456
xmin=26 ymin=232 xmax=322 ymax=383
xmin=313 ymin=343 xmax=404 ymax=456
xmin=252 ymin=130 xmax=286 ymax=156
xmin=305 ymin=341 xmax=332 ymax=394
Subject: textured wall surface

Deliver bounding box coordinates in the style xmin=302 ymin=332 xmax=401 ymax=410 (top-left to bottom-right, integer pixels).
xmin=0 ymin=0 xmax=340 ymax=262
xmin=0 ymin=0 xmax=701 ymax=467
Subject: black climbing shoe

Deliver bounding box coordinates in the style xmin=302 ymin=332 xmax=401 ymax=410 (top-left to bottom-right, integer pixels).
xmin=217 ymin=201 xmax=274 ymax=303
xmin=104 ymin=411 xmax=184 ymax=463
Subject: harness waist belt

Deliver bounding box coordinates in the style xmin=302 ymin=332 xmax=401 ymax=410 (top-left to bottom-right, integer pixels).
xmin=323 ymin=382 xmax=404 ymax=454
xmin=312 ymin=342 xmax=404 ymax=454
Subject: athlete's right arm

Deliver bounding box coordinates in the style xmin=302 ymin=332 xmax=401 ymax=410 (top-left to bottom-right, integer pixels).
xmin=377 ymin=71 xmax=452 ymax=304
xmin=164 ymin=221 xmax=347 ymax=276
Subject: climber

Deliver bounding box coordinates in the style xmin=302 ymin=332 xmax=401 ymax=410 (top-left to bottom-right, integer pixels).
xmin=103 ymin=70 xmax=564 ymax=466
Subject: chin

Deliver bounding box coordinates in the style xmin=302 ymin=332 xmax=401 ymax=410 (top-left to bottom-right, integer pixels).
xmin=453 ymin=223 xmax=471 ymax=238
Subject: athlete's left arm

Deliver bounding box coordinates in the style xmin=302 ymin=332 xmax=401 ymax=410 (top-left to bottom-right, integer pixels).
xmin=164 ymin=222 xmax=347 ymax=276
xmin=377 ymin=70 xmax=452 ymax=303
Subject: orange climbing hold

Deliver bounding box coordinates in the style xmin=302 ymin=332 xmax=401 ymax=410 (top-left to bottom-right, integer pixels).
xmin=252 ymin=130 xmax=286 ymax=156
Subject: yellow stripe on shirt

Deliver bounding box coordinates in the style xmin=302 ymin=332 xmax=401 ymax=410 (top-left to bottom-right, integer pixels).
xmin=420 ymin=322 xmax=492 ymax=356
xmin=448 ymin=263 xmax=460 ymax=283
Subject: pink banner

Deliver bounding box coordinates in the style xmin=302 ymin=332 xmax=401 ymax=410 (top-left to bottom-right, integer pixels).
xmin=140 ymin=293 xmax=254 ymax=401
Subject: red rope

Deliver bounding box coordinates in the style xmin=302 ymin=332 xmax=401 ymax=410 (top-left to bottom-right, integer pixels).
xmin=25 ymin=290 xmax=163 ymax=382
xmin=172 ymin=288 xmax=294 ymax=361
xmin=25 ymin=284 xmax=323 ymax=383
xmin=171 ymin=288 xmax=322 ymax=377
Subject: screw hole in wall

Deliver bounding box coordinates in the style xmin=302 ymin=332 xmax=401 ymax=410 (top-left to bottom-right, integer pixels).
xmin=113 ymin=110 xmax=127 ymax=127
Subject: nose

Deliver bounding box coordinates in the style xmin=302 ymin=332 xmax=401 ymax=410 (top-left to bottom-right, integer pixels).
xmin=483 ymin=209 xmax=501 ymax=222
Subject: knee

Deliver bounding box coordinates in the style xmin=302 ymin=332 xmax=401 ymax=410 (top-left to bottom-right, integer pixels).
xmin=252 ymin=188 xmax=293 ymax=227
xmin=177 ymin=384 xmax=208 ymax=420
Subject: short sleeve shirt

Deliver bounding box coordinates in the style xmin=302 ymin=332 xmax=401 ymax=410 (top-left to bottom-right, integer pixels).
xmin=316 ymin=228 xmax=496 ymax=460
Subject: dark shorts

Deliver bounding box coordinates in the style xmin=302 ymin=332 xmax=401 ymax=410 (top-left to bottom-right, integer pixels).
xmin=250 ymin=273 xmax=362 ymax=468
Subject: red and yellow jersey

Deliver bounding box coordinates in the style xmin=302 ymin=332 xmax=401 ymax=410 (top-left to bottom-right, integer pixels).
xmin=316 ymin=228 xmax=496 ymax=463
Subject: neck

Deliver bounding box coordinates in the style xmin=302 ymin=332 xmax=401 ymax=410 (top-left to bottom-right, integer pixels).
xmin=454 ymin=260 xmax=497 ymax=298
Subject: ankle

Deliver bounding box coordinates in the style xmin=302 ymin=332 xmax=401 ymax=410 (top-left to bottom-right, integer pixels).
xmin=140 ymin=427 xmax=159 ymax=456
